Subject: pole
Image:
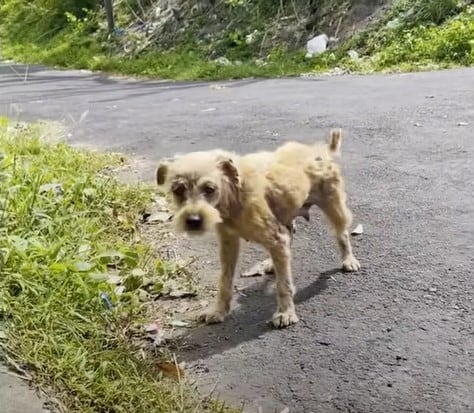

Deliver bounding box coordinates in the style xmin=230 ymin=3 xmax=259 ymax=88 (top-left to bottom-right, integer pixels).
xmin=103 ymin=0 xmax=115 ymax=32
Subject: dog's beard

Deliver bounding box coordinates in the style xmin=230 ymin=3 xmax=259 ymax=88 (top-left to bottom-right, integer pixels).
xmin=173 ymin=200 xmax=222 ymax=235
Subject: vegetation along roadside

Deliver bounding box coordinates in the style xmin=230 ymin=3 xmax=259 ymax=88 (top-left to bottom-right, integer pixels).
xmin=0 ymin=0 xmax=473 ymax=80
xmin=0 ymin=119 xmax=235 ymax=413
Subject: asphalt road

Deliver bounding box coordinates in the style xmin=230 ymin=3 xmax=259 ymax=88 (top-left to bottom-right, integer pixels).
xmin=1 ymin=62 xmax=473 ymax=413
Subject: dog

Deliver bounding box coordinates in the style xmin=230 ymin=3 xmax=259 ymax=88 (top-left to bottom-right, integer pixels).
xmin=155 ymin=128 xmax=360 ymax=328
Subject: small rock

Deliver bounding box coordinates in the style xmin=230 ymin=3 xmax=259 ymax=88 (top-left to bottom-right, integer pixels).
xmin=347 ymin=50 xmax=359 ymax=60
xmin=168 ymin=288 xmax=196 ymax=298
xmin=209 ymin=84 xmax=226 ymax=90
xmin=457 ymin=122 xmax=468 ymax=126
xmin=245 ymin=29 xmax=259 ymax=45
xmin=327 ymin=67 xmax=348 ymax=76
xmin=144 ymin=211 xmax=172 ymax=224
xmin=153 ymin=196 xmax=169 ymax=210
xmin=168 ymin=319 xmax=190 ymax=328
xmin=201 ymin=107 xmax=217 ymax=112
xmin=413 ymin=122 xmax=422 ymax=127
xmin=193 ymin=363 xmax=209 ymax=373
xmin=39 ymin=183 xmax=63 ymax=196
xmin=386 ymin=18 xmax=400 ymax=29
xmin=428 ymin=287 xmax=437 ymax=293
xmin=214 ymin=56 xmax=232 ymax=66
xmin=425 ymin=95 xmax=435 ymax=99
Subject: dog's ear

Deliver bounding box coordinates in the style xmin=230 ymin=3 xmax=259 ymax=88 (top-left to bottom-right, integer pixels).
xmin=217 ymin=157 xmax=240 ymax=187
xmin=156 ymin=162 xmax=169 ymax=185
xmin=216 ymin=157 xmax=243 ymax=218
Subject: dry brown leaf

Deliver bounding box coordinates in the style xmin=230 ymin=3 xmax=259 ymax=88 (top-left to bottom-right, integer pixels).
xmin=156 ymin=361 xmax=184 ymax=381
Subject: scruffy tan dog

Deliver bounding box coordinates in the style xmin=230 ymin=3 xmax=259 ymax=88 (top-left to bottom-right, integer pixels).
xmin=155 ymin=129 xmax=360 ymax=328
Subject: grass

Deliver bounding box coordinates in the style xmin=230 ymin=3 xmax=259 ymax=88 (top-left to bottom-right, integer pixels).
xmin=1 ymin=40 xmax=313 ymax=81
xmin=1 ymin=1 xmax=473 ymax=80
xmin=0 ymin=119 xmax=234 ymax=413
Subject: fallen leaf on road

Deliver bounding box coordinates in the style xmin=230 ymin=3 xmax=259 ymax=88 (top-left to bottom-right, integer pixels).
xmin=241 ymin=259 xmax=274 ymax=277
xmin=144 ymin=321 xmax=161 ymax=333
xmin=351 ymin=224 xmax=364 ymax=235
xmin=163 ymin=279 xmax=197 ymax=298
xmin=156 ymin=361 xmax=184 ymax=381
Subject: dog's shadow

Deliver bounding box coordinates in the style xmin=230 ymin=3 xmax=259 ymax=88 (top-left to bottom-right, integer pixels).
xmin=172 ymin=268 xmax=340 ymax=363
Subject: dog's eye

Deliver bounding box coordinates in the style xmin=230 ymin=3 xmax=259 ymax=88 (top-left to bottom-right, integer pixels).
xmin=202 ymin=185 xmax=216 ymax=195
xmin=172 ymin=183 xmax=186 ymax=196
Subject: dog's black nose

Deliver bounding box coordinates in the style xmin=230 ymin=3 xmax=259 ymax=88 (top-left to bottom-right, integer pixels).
xmin=185 ymin=214 xmax=203 ymax=230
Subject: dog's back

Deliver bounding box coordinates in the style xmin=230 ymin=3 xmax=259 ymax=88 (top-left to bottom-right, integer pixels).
xmin=274 ymin=128 xmax=342 ymax=167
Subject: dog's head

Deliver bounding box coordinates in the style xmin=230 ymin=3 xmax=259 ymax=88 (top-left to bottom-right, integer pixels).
xmin=156 ymin=150 xmax=243 ymax=235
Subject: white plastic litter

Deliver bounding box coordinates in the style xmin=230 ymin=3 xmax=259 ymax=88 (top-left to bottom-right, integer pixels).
xmin=306 ymin=34 xmax=329 ymax=58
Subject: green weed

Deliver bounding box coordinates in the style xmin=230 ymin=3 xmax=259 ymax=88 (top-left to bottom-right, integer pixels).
xmin=0 ymin=1 xmax=472 ymax=80
xmin=0 ymin=120 xmax=233 ymax=413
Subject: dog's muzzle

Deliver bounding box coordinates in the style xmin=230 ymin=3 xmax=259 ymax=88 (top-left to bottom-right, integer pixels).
xmin=185 ymin=214 xmax=203 ymax=231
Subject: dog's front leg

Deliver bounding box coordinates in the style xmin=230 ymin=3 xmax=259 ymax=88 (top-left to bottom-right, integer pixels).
xmin=267 ymin=229 xmax=298 ymax=328
xmin=321 ymin=190 xmax=361 ymax=272
xmin=199 ymin=226 xmax=240 ymax=324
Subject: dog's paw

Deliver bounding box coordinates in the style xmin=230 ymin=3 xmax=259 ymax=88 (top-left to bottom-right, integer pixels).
xmin=342 ymin=255 xmax=361 ymax=272
xmin=198 ymin=307 xmax=227 ymax=324
xmin=271 ymin=310 xmax=299 ymax=328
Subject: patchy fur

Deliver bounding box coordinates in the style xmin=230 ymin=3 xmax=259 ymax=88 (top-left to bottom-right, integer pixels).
xmin=156 ymin=128 xmax=360 ymax=328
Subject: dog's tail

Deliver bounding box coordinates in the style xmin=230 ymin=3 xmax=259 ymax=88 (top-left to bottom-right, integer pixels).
xmin=329 ymin=128 xmax=342 ymax=155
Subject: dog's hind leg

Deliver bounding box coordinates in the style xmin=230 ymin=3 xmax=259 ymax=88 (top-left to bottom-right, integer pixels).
xmin=199 ymin=225 xmax=240 ymax=324
xmin=265 ymin=228 xmax=298 ymax=328
xmin=319 ymin=183 xmax=361 ymax=272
